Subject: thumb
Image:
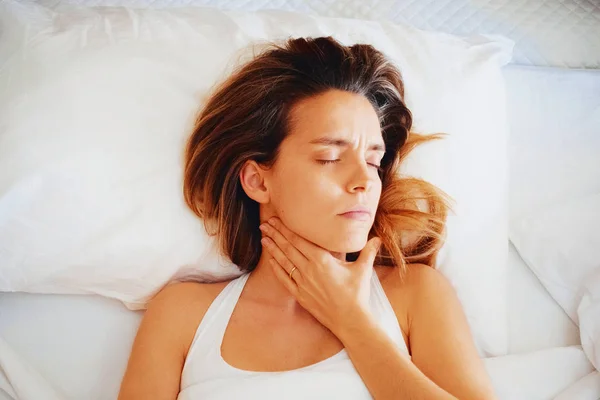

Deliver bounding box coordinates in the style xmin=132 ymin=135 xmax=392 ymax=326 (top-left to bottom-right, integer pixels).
xmin=357 ymin=237 xmax=381 ymax=267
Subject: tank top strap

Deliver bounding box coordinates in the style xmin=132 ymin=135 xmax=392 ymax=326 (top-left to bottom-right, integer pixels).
xmin=181 ymin=273 xmax=250 ymax=375
xmin=369 ymin=270 xmax=408 ymax=353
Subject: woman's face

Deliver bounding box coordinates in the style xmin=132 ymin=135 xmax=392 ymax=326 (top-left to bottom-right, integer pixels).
xmin=263 ymin=89 xmax=384 ymax=254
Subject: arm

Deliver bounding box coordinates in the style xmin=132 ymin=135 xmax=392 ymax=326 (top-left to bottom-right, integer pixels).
xmin=339 ymin=314 xmax=456 ymax=400
xmin=258 ymin=218 xmax=495 ymax=399
xmin=118 ymin=282 xmax=213 ymax=400
xmin=407 ymin=265 xmax=496 ymax=398
xmin=338 ymin=265 xmax=496 ymax=400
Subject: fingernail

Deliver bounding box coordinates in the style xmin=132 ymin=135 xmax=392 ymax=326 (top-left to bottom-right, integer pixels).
xmin=261 ymin=238 xmax=271 ymax=246
xmin=259 ymin=224 xmax=267 ymax=232
xmin=268 ymin=217 xmax=276 ymax=224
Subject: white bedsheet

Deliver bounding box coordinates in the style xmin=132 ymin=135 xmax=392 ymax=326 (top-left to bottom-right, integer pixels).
xmin=0 ymin=336 xmax=64 ymax=400
xmin=555 ymin=371 xmax=600 ymax=400
xmin=485 ymin=346 xmax=595 ymax=400
xmin=507 ymin=242 xmax=579 ymax=354
xmin=0 ymin=329 xmax=594 ymax=400
xmin=579 ymin=268 xmax=600 ymax=372
xmin=0 ymin=293 xmax=141 ymax=399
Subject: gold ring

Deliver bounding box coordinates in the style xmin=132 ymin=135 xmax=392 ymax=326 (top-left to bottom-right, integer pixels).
xmin=289 ymin=266 xmax=298 ymax=281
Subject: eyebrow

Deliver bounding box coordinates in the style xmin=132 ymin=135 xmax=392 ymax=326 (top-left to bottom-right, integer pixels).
xmin=309 ymin=137 xmax=386 ymax=152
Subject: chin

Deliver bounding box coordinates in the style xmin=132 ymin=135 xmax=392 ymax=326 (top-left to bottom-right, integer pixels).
xmin=326 ymin=235 xmax=368 ymax=254
xmin=305 ymin=221 xmax=372 ymax=254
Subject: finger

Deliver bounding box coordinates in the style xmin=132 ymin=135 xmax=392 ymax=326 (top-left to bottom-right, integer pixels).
xmin=356 ymin=237 xmax=381 ymax=267
xmin=260 ymin=220 xmax=309 ymax=271
xmin=266 ymin=217 xmax=328 ymax=263
xmin=261 ymin=236 xmax=303 ymax=284
xmin=269 ymin=258 xmax=299 ymax=297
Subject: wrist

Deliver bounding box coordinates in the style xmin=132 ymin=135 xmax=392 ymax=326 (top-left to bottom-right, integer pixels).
xmin=334 ymin=307 xmax=377 ymax=346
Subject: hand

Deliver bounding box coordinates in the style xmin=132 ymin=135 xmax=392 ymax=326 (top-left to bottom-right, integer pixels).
xmin=259 ymin=217 xmax=381 ymax=338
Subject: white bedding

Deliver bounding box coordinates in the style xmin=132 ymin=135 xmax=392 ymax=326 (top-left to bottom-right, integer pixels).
xmin=503 ymin=65 xmax=600 ymax=221
xmin=507 ymin=242 xmax=579 ymax=354
xmin=0 ymin=243 xmax=593 ymax=400
xmin=1 ymin=1 xmax=599 ymax=398
xmin=0 ymin=0 xmax=513 ymax=357
xmin=1 ymin=64 xmax=599 ymax=400
xmin=0 ymin=292 xmax=141 ymax=399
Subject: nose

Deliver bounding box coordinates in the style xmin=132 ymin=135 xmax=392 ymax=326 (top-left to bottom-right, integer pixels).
xmin=346 ymin=161 xmax=374 ymax=193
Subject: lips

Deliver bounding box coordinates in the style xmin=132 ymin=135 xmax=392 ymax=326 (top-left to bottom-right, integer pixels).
xmin=339 ymin=211 xmax=371 ymax=221
xmin=338 ymin=206 xmax=372 ymax=221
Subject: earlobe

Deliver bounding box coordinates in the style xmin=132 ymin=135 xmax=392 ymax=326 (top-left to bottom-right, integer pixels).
xmin=239 ymin=160 xmax=270 ymax=204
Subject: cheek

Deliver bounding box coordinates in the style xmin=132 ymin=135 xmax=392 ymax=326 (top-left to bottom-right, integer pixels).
xmin=374 ymin=179 xmax=383 ymax=201
xmin=272 ymin=165 xmax=328 ymax=219
xmin=269 ymin=164 xmax=336 ymax=238
xmin=268 ymin=161 xmax=378 ymax=252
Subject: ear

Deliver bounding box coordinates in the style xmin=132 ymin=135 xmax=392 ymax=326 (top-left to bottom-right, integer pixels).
xmin=239 ymin=160 xmax=270 ymax=204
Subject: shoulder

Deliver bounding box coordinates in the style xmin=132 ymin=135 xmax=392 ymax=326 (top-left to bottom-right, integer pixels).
xmin=376 ymin=263 xmax=455 ymax=308
xmin=403 ymin=263 xmax=455 ymax=300
xmin=142 ymin=279 xmax=233 ymax=355
xmin=375 ymin=264 xmax=457 ymax=344
xmin=119 ymin=279 xmax=236 ymax=398
xmin=148 ymin=279 xmax=231 ymax=312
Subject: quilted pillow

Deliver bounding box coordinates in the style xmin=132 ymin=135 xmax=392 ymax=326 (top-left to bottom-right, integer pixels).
xmin=37 ymin=0 xmax=600 ymax=68
xmin=0 ymin=1 xmax=513 ymax=356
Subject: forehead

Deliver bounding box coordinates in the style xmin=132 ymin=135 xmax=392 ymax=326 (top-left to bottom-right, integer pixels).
xmin=286 ymin=90 xmax=382 ymax=145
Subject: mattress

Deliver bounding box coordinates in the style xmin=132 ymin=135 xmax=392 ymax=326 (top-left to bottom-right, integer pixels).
xmin=35 ymin=0 xmax=600 ymax=69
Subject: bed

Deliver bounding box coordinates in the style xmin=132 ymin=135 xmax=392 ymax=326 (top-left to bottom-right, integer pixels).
xmin=1 ymin=1 xmax=599 ymax=399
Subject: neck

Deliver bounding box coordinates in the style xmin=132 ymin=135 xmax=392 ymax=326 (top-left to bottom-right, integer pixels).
xmin=245 ymin=243 xmax=346 ymax=310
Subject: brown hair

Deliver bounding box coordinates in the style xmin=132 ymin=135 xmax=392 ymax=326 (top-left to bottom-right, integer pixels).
xmin=183 ymin=36 xmax=451 ymax=275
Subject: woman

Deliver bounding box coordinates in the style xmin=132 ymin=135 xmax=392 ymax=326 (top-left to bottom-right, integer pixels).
xmin=119 ymin=36 xmax=496 ymax=399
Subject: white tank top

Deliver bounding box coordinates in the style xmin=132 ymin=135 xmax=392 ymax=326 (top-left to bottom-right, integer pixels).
xmin=178 ymin=271 xmax=410 ymax=400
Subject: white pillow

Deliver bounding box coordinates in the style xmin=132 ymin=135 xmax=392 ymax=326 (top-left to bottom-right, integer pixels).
xmin=511 ymin=192 xmax=600 ymax=324
xmin=0 ymin=2 xmax=513 ymax=356
xmin=503 ymin=66 xmax=600 ymax=222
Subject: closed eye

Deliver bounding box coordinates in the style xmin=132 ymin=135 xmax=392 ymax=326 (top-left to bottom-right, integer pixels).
xmin=317 ymin=159 xmax=340 ymax=165
xmin=318 ymin=159 xmax=381 ymax=171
